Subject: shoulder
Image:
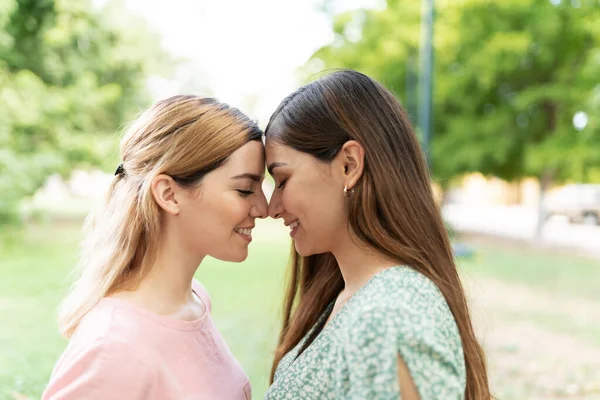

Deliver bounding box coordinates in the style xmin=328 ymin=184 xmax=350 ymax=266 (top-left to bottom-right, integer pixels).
xmin=66 ymin=302 xmax=154 ymax=369
xmin=339 ymin=267 xmax=466 ymax=399
xmin=44 ymin=304 xmax=156 ymax=399
xmin=347 ymin=266 xmax=455 ymax=330
xmin=71 ymin=301 xmax=116 ymax=341
xmin=341 ymin=266 xmax=464 ymax=359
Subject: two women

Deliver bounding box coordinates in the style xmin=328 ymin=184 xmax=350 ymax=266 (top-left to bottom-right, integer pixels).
xmin=44 ymin=71 xmax=490 ymax=399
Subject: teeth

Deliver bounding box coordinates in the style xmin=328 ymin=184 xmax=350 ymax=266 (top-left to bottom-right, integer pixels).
xmin=235 ymin=228 xmax=252 ymax=236
xmin=289 ymin=221 xmax=300 ymax=230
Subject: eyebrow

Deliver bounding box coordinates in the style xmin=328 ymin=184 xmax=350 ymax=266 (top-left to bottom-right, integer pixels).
xmin=267 ymin=162 xmax=287 ymax=175
xmin=231 ymin=173 xmax=263 ymax=182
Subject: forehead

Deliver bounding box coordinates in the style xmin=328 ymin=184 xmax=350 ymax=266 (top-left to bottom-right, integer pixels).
xmin=220 ymin=140 xmax=265 ymax=173
xmin=265 ymin=140 xmax=301 ymax=163
xmin=265 ymin=140 xmax=331 ymax=177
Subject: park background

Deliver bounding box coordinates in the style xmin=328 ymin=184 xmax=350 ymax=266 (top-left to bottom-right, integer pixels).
xmin=1 ymin=0 xmax=600 ymax=398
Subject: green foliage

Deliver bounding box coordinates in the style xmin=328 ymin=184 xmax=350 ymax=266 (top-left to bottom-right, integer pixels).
xmin=307 ymin=0 xmax=600 ymax=184
xmin=434 ymin=0 xmax=600 ymax=184
xmin=0 ymin=0 xmax=172 ymax=225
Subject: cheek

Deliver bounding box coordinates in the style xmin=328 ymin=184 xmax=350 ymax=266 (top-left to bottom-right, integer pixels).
xmin=280 ymin=188 xmax=294 ymax=212
xmin=215 ymin=194 xmax=251 ymax=226
xmin=184 ymin=194 xmax=247 ymax=235
xmin=284 ymin=183 xmax=343 ymax=228
xmin=281 ymin=183 xmax=308 ymax=218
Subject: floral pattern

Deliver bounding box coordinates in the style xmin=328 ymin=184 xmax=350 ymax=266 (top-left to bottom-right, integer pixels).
xmin=266 ymin=266 xmax=466 ymax=400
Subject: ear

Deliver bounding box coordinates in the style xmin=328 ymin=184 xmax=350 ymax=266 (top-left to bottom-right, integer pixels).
xmin=338 ymin=140 xmax=365 ymax=189
xmin=150 ymin=174 xmax=180 ymax=216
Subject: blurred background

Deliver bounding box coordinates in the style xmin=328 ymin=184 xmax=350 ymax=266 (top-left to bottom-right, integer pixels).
xmin=1 ymin=0 xmax=599 ymax=399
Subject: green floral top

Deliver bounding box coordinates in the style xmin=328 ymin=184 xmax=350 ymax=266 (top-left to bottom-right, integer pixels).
xmin=265 ymin=266 xmax=466 ymax=400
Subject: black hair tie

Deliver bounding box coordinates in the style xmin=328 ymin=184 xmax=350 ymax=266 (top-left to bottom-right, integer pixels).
xmin=114 ymin=163 xmax=124 ymax=176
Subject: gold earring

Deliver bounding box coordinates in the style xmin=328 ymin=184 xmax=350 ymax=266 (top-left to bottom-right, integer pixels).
xmin=343 ymin=186 xmax=354 ymax=198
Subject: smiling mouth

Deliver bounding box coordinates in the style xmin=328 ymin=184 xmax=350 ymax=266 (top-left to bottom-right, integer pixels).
xmin=234 ymin=228 xmax=253 ymax=237
xmin=289 ymin=221 xmax=300 ymax=230
xmin=288 ymin=220 xmax=301 ymax=238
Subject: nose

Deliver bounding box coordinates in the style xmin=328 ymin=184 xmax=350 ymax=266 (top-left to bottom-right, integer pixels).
xmin=268 ymin=190 xmax=284 ymax=219
xmin=250 ymin=189 xmax=268 ymax=219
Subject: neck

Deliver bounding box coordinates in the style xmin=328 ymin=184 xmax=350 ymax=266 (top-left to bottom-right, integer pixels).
xmin=126 ymin=227 xmax=204 ymax=313
xmin=331 ymin=229 xmax=398 ymax=297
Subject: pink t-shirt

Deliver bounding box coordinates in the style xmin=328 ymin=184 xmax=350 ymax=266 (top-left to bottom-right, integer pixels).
xmin=42 ymin=281 xmax=251 ymax=400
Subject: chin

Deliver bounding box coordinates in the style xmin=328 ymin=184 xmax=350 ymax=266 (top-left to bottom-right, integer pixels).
xmin=228 ymin=252 xmax=248 ymax=263
xmin=294 ymin=241 xmax=317 ymax=257
xmin=212 ymin=249 xmax=248 ymax=263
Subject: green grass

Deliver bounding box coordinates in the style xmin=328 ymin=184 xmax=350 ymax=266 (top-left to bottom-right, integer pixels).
xmin=459 ymin=239 xmax=600 ymax=349
xmin=459 ymin=241 xmax=600 ymax=300
xmin=499 ymin=309 xmax=600 ymax=348
xmin=1 ymin=224 xmax=598 ymax=399
xmin=0 ymin=221 xmax=291 ymax=400
xmin=0 ymin=224 xmax=80 ymax=399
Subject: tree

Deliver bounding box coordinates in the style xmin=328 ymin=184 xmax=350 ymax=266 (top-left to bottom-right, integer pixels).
xmin=305 ymin=0 xmax=600 ymax=237
xmin=302 ymin=0 xmax=421 ymax=118
xmin=432 ymin=0 xmax=600 ymax=236
xmin=0 ymin=0 xmax=173 ymax=225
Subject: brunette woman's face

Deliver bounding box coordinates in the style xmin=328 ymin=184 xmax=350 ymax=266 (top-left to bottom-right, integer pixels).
xmin=265 ymin=140 xmax=349 ymax=256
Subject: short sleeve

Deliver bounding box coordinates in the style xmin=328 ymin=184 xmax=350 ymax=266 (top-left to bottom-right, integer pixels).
xmin=341 ymin=303 xmax=465 ymax=400
xmin=42 ymin=336 xmax=155 ymax=400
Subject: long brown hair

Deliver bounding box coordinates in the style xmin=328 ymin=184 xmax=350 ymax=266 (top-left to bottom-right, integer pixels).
xmin=59 ymin=95 xmax=262 ymax=338
xmin=265 ymin=70 xmax=490 ymax=399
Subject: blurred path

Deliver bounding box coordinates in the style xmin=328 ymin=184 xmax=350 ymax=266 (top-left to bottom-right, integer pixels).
xmin=467 ymin=275 xmax=600 ymax=399
xmin=444 ymin=204 xmax=600 ymax=258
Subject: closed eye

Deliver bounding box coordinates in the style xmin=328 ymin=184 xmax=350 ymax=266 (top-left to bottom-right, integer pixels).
xmin=236 ymin=189 xmax=254 ymax=197
xmin=277 ymin=179 xmax=287 ymax=189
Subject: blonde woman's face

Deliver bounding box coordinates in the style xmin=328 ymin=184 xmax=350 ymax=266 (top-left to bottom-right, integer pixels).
xmin=177 ymin=140 xmax=268 ymax=262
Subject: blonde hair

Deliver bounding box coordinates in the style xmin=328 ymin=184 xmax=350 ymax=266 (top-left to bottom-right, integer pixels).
xmin=59 ymin=95 xmax=262 ymax=338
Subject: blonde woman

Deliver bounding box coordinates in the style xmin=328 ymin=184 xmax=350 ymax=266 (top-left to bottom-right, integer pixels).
xmin=43 ymin=96 xmax=267 ymax=400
